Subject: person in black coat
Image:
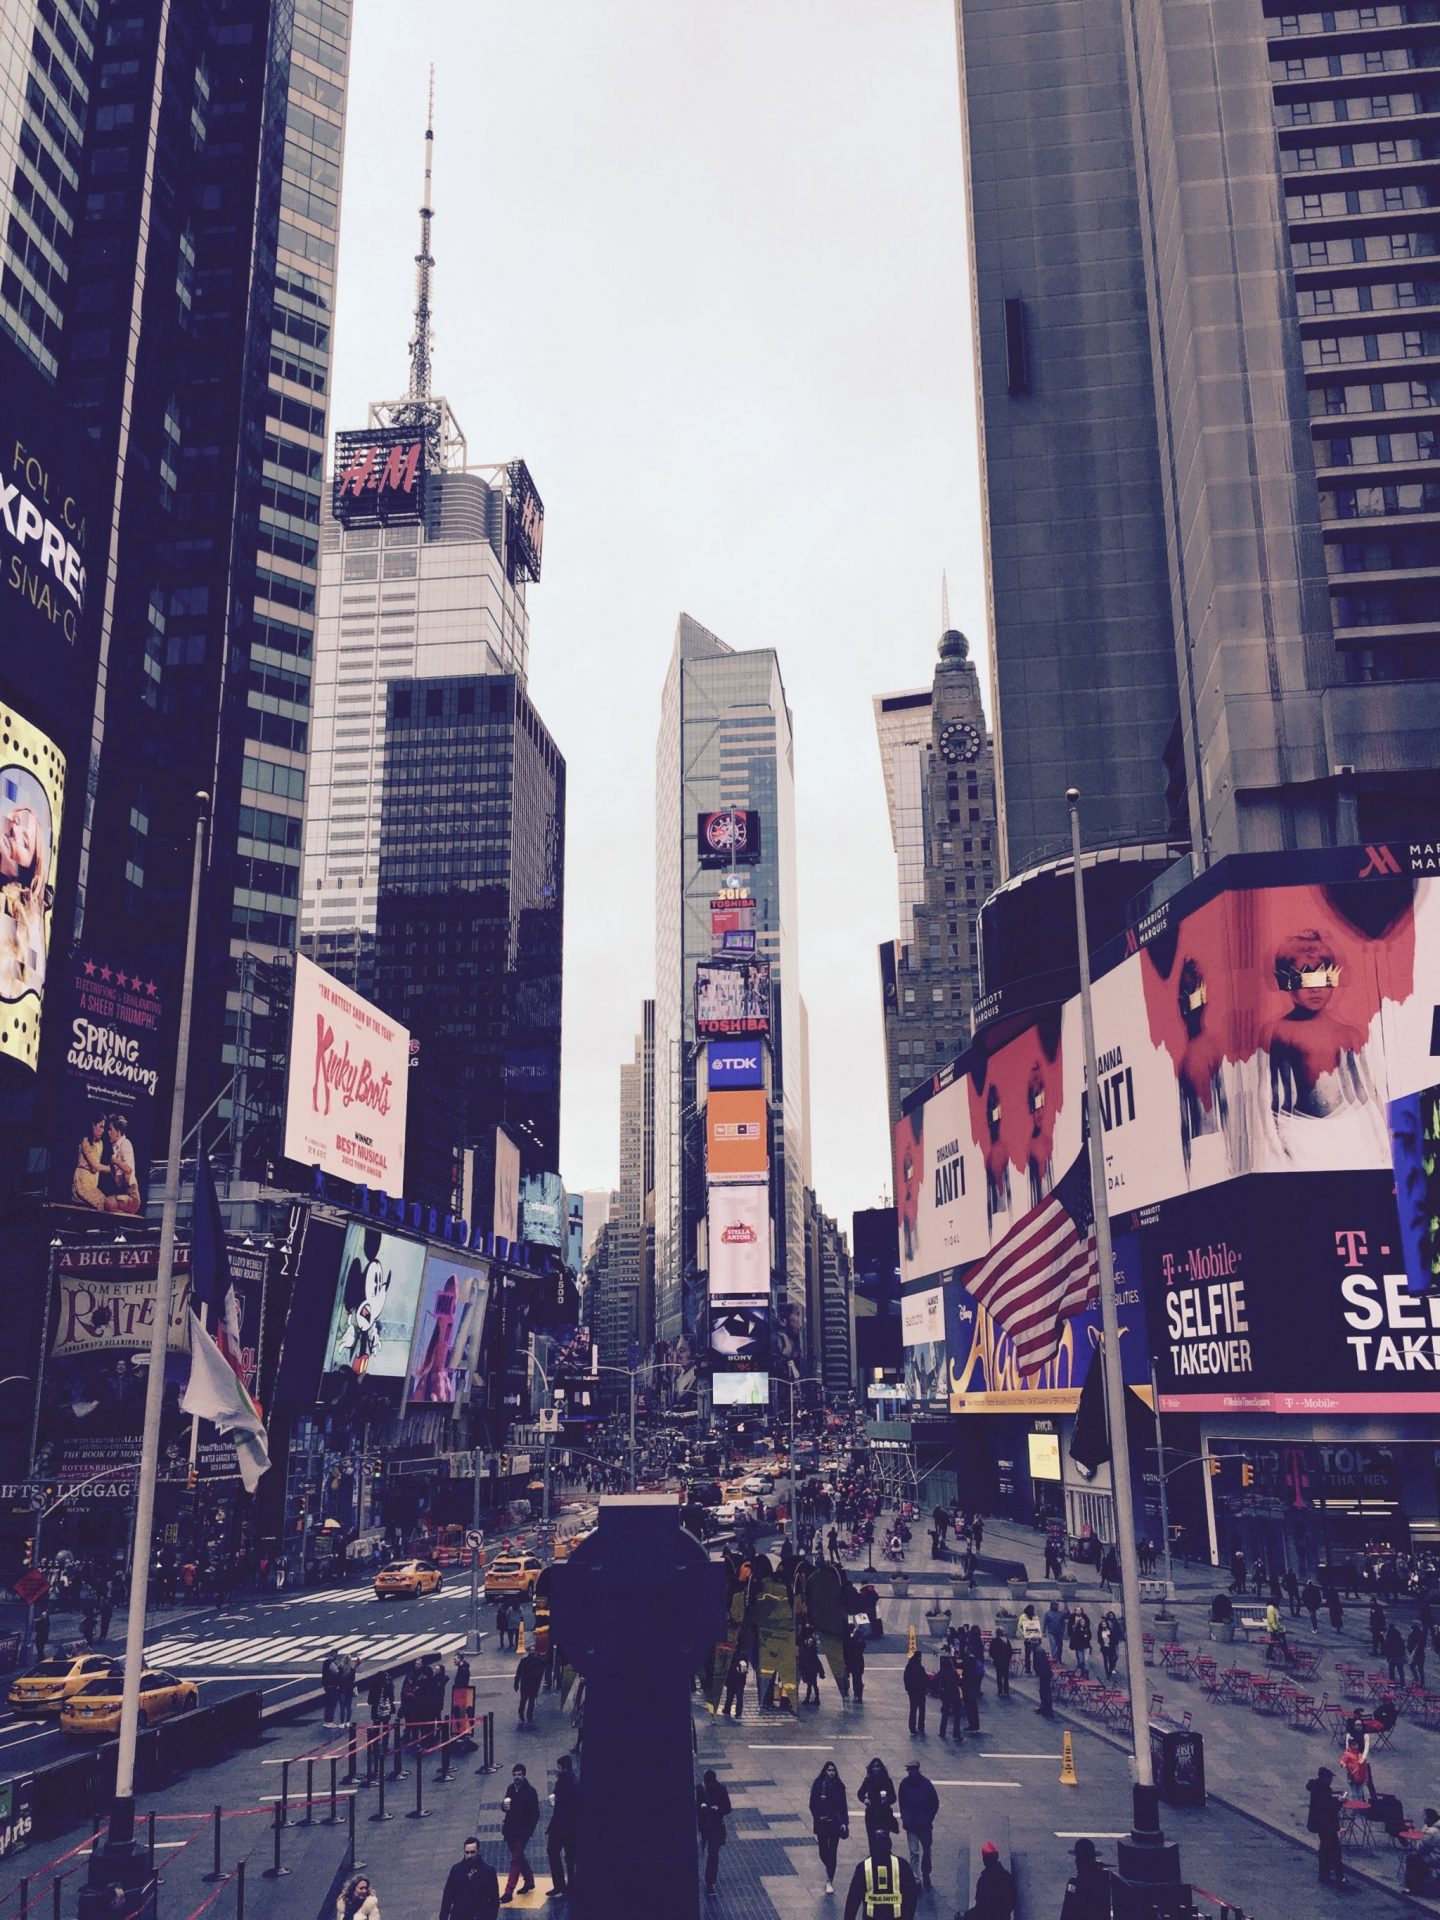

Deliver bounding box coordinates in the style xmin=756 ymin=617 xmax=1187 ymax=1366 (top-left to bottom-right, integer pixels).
xmin=961 ymin=1840 xmax=1016 ymax=1919
xmin=798 ymin=1631 xmax=823 ymax=1706
xmin=809 ymin=1760 xmax=849 ymax=1893
xmin=438 ymin=1838 xmax=499 ymax=1920
xmin=1384 ymin=1621 xmax=1407 ymax=1685
xmin=937 ymin=1656 xmax=962 ymax=1740
xmin=1307 ymin=1766 xmax=1347 ymax=1887
xmin=898 ymin=1761 xmax=939 ymax=1888
xmin=857 ymin=1757 xmax=898 ymax=1840
xmin=514 ymin=1649 xmax=544 ymax=1726
xmin=960 ymin=1652 xmax=982 ymax=1734
xmin=546 ymin=1754 xmax=578 ymax=1896
xmin=1060 ymin=1838 xmax=1112 ymax=1919
xmin=841 ymin=1831 xmax=917 ymax=1920
xmin=989 ymin=1630 xmax=1012 ymax=1698
xmin=499 ymin=1764 xmax=540 ymax=1903
xmin=696 ymin=1769 xmax=732 ymax=1895
xmin=903 ymin=1649 xmax=929 ymax=1735
xmin=843 ymin=1631 xmax=866 ymax=1704
xmin=1033 ymin=1643 xmax=1054 ymax=1719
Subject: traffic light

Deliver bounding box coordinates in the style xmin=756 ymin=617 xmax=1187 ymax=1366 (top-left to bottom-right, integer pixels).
xmin=21 ymin=1538 xmax=32 ymax=1568
xmin=1208 ymin=1458 xmax=1221 ymax=1478
xmin=500 ymin=1452 xmax=511 ymax=1476
xmin=1241 ymin=1462 xmax=1255 ymax=1488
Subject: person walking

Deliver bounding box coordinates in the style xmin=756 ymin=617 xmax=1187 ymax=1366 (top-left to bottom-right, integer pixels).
xmin=1059 ymin=1838 xmax=1111 ymax=1919
xmin=798 ymin=1631 xmax=823 ymax=1706
xmin=31 ymin=1609 xmax=48 ymax=1661
xmin=857 ymin=1757 xmax=898 ymax=1842
xmin=1410 ymin=1620 xmax=1428 ymax=1688
xmin=989 ymin=1628 xmax=1012 ymax=1698
xmin=495 ymin=1602 xmax=512 ymax=1653
xmin=1326 ymin=1585 xmax=1345 ymax=1635
xmin=828 ymin=1527 xmax=841 ymax=1565
xmin=937 ymin=1656 xmax=962 ymax=1741
xmin=1283 ymin=1567 xmax=1301 ymax=1618
xmin=97 ymin=1589 xmax=114 ymax=1641
xmin=809 ymin=1760 xmax=849 ymax=1895
xmin=1229 ymin=1548 xmax=1246 ymax=1596
xmin=322 ymin=1650 xmax=342 ymax=1728
xmin=1097 ymin=1613 xmax=1119 ymax=1681
xmin=546 ymin=1754 xmax=578 ymax=1898
xmin=499 ymin=1763 xmax=540 ymax=1904
xmin=367 ymin=1668 xmax=394 ymax=1727
xmin=960 ymin=1650 xmax=982 ymax=1735
xmin=438 ymin=1839 xmax=499 ymax=1920
xmin=514 ymin=1647 xmax=544 ymax=1727
xmin=1385 ymin=1620 xmax=1407 ymax=1685
xmin=843 ymin=1631 xmax=866 ymax=1705
xmin=1099 ymin=1545 xmax=1120 ymax=1594
xmin=336 ymin=1873 xmax=379 ymax=1919
xmin=1301 ymin=1578 xmax=1322 ymax=1632
xmin=898 ymin=1760 xmax=938 ymax=1890
xmin=840 ymin=1831 xmax=917 ymax=1920
xmin=1306 ymin=1765 xmax=1347 ymax=1888
xmin=1018 ymin=1605 xmax=1040 ymax=1675
xmin=959 ymin=1839 xmax=1016 ymax=1919
xmin=337 ymin=1653 xmax=356 ymax=1726
xmin=1043 ymin=1537 xmax=1064 ymax=1581
xmin=1369 ymin=1601 xmax=1387 ymax=1658
xmin=696 ymin=1768 xmax=732 ymax=1897
xmin=721 ymin=1652 xmax=749 ymax=1718
xmin=1033 ymin=1643 xmax=1054 ymax=1719
xmin=1069 ymin=1608 xmax=1092 ymax=1677
xmin=903 ymin=1646 xmax=929 ymax=1736
xmin=1042 ymin=1601 xmax=1065 ymax=1666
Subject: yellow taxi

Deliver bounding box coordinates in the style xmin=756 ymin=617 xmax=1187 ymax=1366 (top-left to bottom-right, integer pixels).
xmin=483 ymin=1552 xmax=543 ymax=1601
xmin=60 ymin=1667 xmax=198 ymax=1737
xmin=373 ymin=1557 xmax=443 ymax=1600
xmin=8 ymin=1652 xmax=119 ymax=1716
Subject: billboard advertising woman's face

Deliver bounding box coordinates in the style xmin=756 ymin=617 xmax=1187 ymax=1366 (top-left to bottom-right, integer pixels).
xmin=0 ymin=710 xmax=64 ymax=1070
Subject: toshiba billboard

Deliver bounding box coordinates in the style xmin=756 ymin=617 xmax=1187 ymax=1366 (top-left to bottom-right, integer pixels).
xmin=284 ymin=954 xmax=410 ymax=1190
xmin=706 ymin=1089 xmax=767 ymax=1182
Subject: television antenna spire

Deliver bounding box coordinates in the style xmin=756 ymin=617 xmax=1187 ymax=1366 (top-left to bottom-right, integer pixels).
xmin=408 ymin=65 xmax=436 ymax=403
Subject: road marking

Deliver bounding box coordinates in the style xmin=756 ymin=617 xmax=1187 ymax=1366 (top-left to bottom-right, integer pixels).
xmin=746 ymin=1743 xmax=833 ymax=1750
xmin=929 ymin=1780 xmax=1021 ymax=1788
xmin=968 ymin=1753 xmax=1054 ymax=1761
xmin=1055 ymin=1831 xmax=1129 ymax=1839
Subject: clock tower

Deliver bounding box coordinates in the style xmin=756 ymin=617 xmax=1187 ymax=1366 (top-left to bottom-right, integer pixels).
xmin=875 ymin=627 xmax=998 ymax=1122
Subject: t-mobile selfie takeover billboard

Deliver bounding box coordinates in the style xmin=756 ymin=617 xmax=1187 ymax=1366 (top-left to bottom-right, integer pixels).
xmin=284 ymin=954 xmax=409 ymax=1189
xmin=895 ymin=848 xmax=1440 ymax=1406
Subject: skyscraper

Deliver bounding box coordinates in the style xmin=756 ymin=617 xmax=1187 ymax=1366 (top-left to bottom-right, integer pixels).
xmin=615 ymin=1001 xmax=655 ymax=1351
xmin=956 ymin=0 xmax=1440 ymax=883
xmin=371 ymin=671 xmax=565 ymax=1215
xmin=301 ymin=101 xmax=538 ymax=996
xmin=875 ymin=629 xmax=997 ymax=1117
xmin=653 ymin=614 xmax=804 ymax=1373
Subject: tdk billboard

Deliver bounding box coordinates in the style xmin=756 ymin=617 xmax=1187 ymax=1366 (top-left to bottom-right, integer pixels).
xmin=707 ymin=1039 xmax=763 ymax=1090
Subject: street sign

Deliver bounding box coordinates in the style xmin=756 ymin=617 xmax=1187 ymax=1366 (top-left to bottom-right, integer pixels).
xmin=0 ymin=1485 xmax=46 ymax=1510
xmin=537 ymin=1409 xmax=560 ymax=1434
xmin=12 ymin=1571 xmax=48 ymax=1607
xmin=465 ymin=1529 xmax=484 ymax=1550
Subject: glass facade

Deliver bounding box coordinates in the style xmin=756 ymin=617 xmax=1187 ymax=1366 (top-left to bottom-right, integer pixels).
xmin=373 ymin=672 xmax=564 ymax=1212
xmin=653 ymin=614 xmax=805 ymax=1366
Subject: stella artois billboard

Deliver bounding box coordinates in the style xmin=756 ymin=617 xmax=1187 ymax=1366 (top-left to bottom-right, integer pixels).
xmin=284 ymin=953 xmax=410 ymax=1189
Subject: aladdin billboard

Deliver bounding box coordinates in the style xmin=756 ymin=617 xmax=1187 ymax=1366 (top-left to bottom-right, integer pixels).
xmin=284 ymin=954 xmax=410 ymax=1190
xmin=895 ymin=849 xmax=1440 ymax=1413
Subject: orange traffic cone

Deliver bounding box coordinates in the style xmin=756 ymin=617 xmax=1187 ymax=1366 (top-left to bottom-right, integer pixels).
xmin=907 ymin=1625 xmax=918 ymax=1657
xmin=516 ymin=1621 xmax=527 ymax=1657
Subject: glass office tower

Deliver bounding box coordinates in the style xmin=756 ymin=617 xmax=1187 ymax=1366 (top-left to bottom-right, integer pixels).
xmin=653 ymin=613 xmax=804 ymax=1368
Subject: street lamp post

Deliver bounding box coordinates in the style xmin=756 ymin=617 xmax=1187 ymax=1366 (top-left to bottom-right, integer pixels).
xmin=772 ymin=1373 xmax=825 ymax=1554
xmin=80 ymin=794 xmax=209 ymax=1918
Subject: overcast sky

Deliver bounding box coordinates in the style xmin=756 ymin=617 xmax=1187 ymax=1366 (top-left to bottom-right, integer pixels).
xmin=328 ymin=1 xmax=983 ymax=1233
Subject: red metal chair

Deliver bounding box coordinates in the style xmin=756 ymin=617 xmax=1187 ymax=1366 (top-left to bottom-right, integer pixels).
xmin=1337 ymin=1663 xmax=1368 ymax=1700
xmin=1289 ymin=1692 xmax=1326 ymax=1733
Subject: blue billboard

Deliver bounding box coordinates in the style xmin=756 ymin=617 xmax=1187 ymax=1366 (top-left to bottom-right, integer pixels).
xmin=707 ymin=1038 xmax=763 ymax=1090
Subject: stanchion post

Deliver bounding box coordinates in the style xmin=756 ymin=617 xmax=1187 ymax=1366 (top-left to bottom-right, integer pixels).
xmin=17 ymin=1875 xmax=27 ymax=1919
xmin=392 ymin=1726 xmax=406 ymax=1781
xmin=263 ymin=1800 xmax=290 ymax=1877
xmin=371 ymin=1751 xmax=391 ymax=1823
xmin=302 ymin=1757 xmax=314 ymax=1826
xmin=408 ymin=1750 xmax=428 ymax=1819
xmin=204 ymin=1802 xmax=223 ymax=1881
xmin=328 ymin=1756 xmax=339 ymax=1822
xmin=147 ymin=1811 xmax=155 ymax=1876
xmin=348 ymin=1793 xmax=359 ymax=1870
xmin=278 ymin=1759 xmax=290 ymax=1827
xmin=236 ymin=1858 xmax=246 ymax=1920
xmin=346 ymin=1722 xmax=358 ymax=1785
xmin=52 ymin=1876 xmax=62 ymax=1920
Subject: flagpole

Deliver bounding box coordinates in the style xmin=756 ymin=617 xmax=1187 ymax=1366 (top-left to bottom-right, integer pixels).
xmin=187 ymin=1304 xmax=207 ymax=1486
xmin=1067 ymin=791 xmax=1177 ymax=1868
xmin=82 ymin=792 xmax=209 ymax=1911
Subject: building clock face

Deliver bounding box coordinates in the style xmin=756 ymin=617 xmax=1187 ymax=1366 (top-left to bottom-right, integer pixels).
xmin=939 ymin=720 xmax=982 ymax=763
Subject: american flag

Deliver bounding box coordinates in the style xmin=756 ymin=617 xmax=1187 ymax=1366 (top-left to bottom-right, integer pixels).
xmin=961 ymin=1148 xmax=1099 ymax=1376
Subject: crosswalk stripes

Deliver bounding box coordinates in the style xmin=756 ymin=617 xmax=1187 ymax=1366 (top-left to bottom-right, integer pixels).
xmin=273 ymin=1586 xmax=455 ymax=1609
xmin=142 ymin=1628 xmax=467 ymax=1671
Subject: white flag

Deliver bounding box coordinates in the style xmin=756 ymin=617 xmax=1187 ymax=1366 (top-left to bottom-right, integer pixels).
xmin=181 ymin=1311 xmax=270 ymax=1493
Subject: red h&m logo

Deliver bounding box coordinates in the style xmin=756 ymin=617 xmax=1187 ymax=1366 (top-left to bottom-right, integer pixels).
xmin=1358 ymin=844 xmax=1402 ymax=878
xmin=335 ymin=440 xmax=422 ymax=502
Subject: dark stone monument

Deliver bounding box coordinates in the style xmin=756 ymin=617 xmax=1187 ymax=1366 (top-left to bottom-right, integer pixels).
xmin=550 ymin=1495 xmax=726 ymax=1920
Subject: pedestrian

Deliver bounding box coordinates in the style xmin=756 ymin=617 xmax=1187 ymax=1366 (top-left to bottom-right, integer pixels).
xmin=1340 ymin=1731 xmax=1375 ymax=1804
xmin=97 ymin=1591 xmax=114 ymax=1641
xmin=1043 ymin=1537 xmax=1064 ymax=1581
xmin=828 ymin=1527 xmax=841 ymax=1564
xmin=1410 ymin=1620 xmax=1428 ymax=1687
xmin=1300 ymin=1578 xmax=1322 ymax=1632
xmin=1325 ymin=1585 xmax=1344 ymax=1635
xmin=321 ymin=1650 xmax=342 ymax=1727
xmin=546 ymin=1753 xmax=578 ymax=1898
xmin=495 ymin=1602 xmax=512 ymax=1653
xmin=843 ymin=1631 xmax=865 ymax=1704
xmin=81 ymin=1599 xmax=96 ymax=1644
xmin=1369 ymin=1601 xmax=1387 ymax=1658
xmin=1099 ymin=1545 xmax=1120 ymax=1593
xmin=367 ymin=1669 xmax=394 ymax=1726
xmin=857 ymin=1757 xmax=898 ymax=1841
xmin=32 ymin=1609 xmax=48 ymax=1661
xmin=1384 ymin=1620 xmax=1406 ymax=1684
xmin=989 ymin=1628 xmax=1012 ymax=1698
xmin=1033 ymin=1643 xmax=1054 ymax=1719
xmin=1069 ymin=1608 xmax=1092 ymax=1677
xmin=514 ymin=1647 xmax=543 ymax=1727
xmin=721 ymin=1652 xmax=749 ymax=1718
xmin=960 ymin=1839 xmax=1016 ymax=1920
xmin=898 ymin=1760 xmax=938 ymax=1890
xmin=438 ymin=1838 xmax=499 ymax=1920
xmin=903 ymin=1646 xmax=929 ymax=1735
xmin=1059 ymin=1838 xmax=1111 ymax=1919
xmin=499 ymin=1763 xmax=539 ymax=1903
xmin=1252 ymin=1555 xmax=1267 ymax=1598
xmin=1306 ymin=1765 xmax=1347 ymax=1887
xmin=1097 ymin=1613 xmax=1119 ymax=1681
xmin=1018 ymin=1605 xmax=1040 ymax=1675
xmin=696 ymin=1768 xmax=731 ymax=1897
xmin=972 ymin=1517 xmax=984 ymax=1553
xmin=841 ymin=1830 xmax=917 ymax=1920
xmin=809 ymin=1760 xmax=848 ymax=1895
xmin=336 ymin=1873 xmax=380 ymax=1920
xmin=1229 ymin=1548 xmax=1246 ymax=1595
xmin=1283 ymin=1567 xmax=1301 ymax=1618
xmin=937 ymin=1656 xmax=962 ymax=1740
xmin=1042 ymin=1600 xmax=1065 ymax=1666
xmin=798 ymin=1631 xmax=822 ymax=1705
xmin=960 ymin=1651 xmax=982 ymax=1734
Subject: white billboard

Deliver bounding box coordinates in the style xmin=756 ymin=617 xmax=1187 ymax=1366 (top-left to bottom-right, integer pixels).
xmin=493 ymin=1128 xmax=520 ymax=1242
xmin=708 ymin=1184 xmax=769 ymax=1300
xmin=284 ymin=953 xmax=410 ymax=1189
